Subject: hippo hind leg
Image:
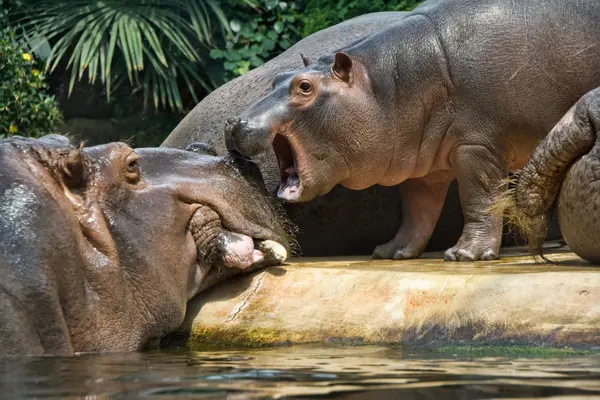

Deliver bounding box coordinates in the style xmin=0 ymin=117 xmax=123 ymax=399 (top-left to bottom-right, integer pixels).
xmin=373 ymin=172 xmax=453 ymax=259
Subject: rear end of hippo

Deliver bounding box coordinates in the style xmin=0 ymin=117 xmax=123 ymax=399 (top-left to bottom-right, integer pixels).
xmin=495 ymin=87 xmax=600 ymax=264
xmin=0 ymin=135 xmax=291 ymax=357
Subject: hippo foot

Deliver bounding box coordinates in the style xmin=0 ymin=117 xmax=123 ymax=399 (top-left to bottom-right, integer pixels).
xmin=443 ymin=245 xmax=498 ymax=262
xmin=372 ymin=241 xmax=423 ymax=260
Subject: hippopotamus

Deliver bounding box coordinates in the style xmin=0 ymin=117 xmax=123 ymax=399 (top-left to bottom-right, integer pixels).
xmin=162 ymin=11 xmax=464 ymax=257
xmin=496 ymin=88 xmax=600 ymax=264
xmin=224 ymin=0 xmax=600 ymax=261
xmin=0 ymin=134 xmax=290 ymax=357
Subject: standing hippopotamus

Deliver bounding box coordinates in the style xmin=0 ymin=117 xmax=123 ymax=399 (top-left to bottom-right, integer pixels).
xmin=497 ymin=88 xmax=600 ymax=264
xmin=163 ymin=12 xmax=457 ymax=257
xmin=225 ymin=0 xmax=600 ymax=261
xmin=0 ymin=134 xmax=290 ymax=357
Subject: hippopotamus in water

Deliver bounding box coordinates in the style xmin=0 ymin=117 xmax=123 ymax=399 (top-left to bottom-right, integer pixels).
xmin=224 ymin=0 xmax=600 ymax=261
xmin=497 ymin=88 xmax=600 ymax=264
xmin=0 ymin=135 xmax=290 ymax=357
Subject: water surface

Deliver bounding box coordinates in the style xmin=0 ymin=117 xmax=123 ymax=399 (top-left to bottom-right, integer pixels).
xmin=1 ymin=345 xmax=599 ymax=399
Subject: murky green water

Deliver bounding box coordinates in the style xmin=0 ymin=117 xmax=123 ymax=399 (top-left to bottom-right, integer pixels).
xmin=1 ymin=345 xmax=599 ymax=399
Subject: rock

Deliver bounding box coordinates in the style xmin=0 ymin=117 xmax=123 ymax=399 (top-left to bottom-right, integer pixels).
xmin=166 ymin=243 xmax=600 ymax=349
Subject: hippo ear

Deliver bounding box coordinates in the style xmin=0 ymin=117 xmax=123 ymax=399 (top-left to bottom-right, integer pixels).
xmin=332 ymin=52 xmax=353 ymax=83
xmin=60 ymin=146 xmax=88 ymax=188
xmin=300 ymin=53 xmax=311 ymax=67
xmin=185 ymin=142 xmax=218 ymax=157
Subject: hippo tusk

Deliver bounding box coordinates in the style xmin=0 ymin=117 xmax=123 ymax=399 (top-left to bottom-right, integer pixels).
xmin=255 ymin=240 xmax=287 ymax=263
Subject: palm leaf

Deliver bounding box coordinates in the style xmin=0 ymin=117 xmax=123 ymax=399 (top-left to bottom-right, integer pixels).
xmin=16 ymin=0 xmax=228 ymax=112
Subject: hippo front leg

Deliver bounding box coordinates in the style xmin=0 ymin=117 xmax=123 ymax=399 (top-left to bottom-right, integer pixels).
xmin=444 ymin=145 xmax=508 ymax=261
xmin=373 ymin=172 xmax=453 ymax=259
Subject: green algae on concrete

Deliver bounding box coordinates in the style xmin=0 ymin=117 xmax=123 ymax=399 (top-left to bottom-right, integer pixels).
xmin=423 ymin=345 xmax=598 ymax=359
xmin=167 ymin=244 xmax=600 ymax=350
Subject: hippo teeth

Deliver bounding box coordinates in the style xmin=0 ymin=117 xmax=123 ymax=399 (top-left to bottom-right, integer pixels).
xmin=278 ymin=174 xmax=301 ymax=201
xmin=255 ymin=239 xmax=288 ymax=263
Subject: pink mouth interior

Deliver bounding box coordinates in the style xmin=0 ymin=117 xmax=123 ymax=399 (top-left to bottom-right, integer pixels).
xmin=273 ymin=135 xmax=301 ymax=201
xmin=219 ymin=232 xmax=265 ymax=269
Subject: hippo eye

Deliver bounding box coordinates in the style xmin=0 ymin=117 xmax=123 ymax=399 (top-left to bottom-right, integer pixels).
xmin=124 ymin=153 xmax=141 ymax=183
xmin=127 ymin=160 xmax=139 ymax=173
xmin=298 ymin=80 xmax=312 ymax=94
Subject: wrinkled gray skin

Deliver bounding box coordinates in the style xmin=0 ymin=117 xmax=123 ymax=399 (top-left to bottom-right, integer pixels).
xmin=0 ymin=134 xmax=290 ymax=357
xmin=163 ymin=11 xmax=475 ymax=256
xmin=510 ymin=88 xmax=600 ymax=264
xmin=225 ymin=0 xmax=600 ymax=261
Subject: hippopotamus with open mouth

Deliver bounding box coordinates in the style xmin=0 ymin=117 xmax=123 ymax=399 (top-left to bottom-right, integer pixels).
xmin=224 ymin=0 xmax=600 ymax=261
xmin=495 ymin=87 xmax=600 ymax=264
xmin=0 ymin=134 xmax=291 ymax=357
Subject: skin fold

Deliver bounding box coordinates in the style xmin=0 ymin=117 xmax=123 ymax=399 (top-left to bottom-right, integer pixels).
xmin=0 ymin=135 xmax=291 ymax=357
xmin=224 ymin=0 xmax=600 ymax=261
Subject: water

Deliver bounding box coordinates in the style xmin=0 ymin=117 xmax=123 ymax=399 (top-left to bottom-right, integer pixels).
xmin=1 ymin=345 xmax=599 ymax=399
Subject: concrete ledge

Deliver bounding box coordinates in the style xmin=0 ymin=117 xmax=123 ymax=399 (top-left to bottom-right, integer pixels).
xmin=167 ymin=244 xmax=600 ymax=349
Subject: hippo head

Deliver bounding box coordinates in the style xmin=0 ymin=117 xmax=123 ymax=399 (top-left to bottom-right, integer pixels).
xmin=224 ymin=52 xmax=390 ymax=202
xmin=0 ymin=135 xmax=292 ymax=354
xmin=87 ymin=142 xmax=293 ymax=278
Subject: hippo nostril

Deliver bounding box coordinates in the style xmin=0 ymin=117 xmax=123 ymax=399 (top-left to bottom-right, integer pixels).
xmin=228 ymin=149 xmax=250 ymax=161
xmin=225 ymin=116 xmax=248 ymax=132
xmin=225 ymin=116 xmax=239 ymax=128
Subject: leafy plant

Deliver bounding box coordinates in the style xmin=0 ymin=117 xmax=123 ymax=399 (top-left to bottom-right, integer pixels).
xmin=300 ymin=0 xmax=423 ymax=37
xmin=209 ymin=0 xmax=301 ymax=81
xmin=13 ymin=0 xmax=230 ymax=113
xmin=0 ymin=15 xmax=62 ymax=138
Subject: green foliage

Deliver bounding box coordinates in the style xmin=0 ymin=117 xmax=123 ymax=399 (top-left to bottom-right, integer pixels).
xmin=300 ymin=0 xmax=423 ymax=37
xmin=0 ymin=18 xmax=62 ymax=138
xmin=209 ymin=0 xmax=302 ymax=81
xmin=13 ymin=0 xmax=230 ymax=113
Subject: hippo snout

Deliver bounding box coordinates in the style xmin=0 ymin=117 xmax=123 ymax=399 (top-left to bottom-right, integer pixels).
xmin=224 ymin=116 xmax=271 ymax=159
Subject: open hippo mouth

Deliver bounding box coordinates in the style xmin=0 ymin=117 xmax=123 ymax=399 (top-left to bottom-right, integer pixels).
xmin=273 ymin=134 xmax=303 ymax=202
xmin=189 ymin=204 xmax=288 ymax=271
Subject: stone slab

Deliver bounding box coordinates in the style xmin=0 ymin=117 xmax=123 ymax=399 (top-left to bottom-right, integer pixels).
xmin=167 ymin=244 xmax=600 ymax=349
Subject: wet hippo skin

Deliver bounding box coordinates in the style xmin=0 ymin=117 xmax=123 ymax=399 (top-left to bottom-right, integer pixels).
xmin=0 ymin=135 xmax=290 ymax=357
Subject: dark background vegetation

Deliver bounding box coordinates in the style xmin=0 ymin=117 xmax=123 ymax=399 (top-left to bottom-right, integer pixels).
xmin=1 ymin=0 xmax=421 ymax=146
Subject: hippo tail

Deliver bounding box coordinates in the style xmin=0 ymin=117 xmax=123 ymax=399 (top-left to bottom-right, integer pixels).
xmin=489 ymin=88 xmax=600 ymax=260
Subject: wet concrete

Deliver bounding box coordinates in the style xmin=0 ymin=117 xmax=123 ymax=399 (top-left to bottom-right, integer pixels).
xmin=168 ymin=243 xmax=600 ymax=349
